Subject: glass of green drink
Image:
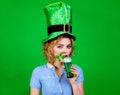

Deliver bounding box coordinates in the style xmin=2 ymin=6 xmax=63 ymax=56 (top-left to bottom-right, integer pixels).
xmin=63 ymin=57 xmax=74 ymax=78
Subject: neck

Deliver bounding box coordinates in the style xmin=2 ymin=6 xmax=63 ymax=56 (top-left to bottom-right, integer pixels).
xmin=54 ymin=62 xmax=64 ymax=77
xmin=54 ymin=61 xmax=63 ymax=69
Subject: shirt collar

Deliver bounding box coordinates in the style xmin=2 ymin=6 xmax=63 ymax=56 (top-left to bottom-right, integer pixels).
xmin=47 ymin=63 xmax=65 ymax=69
xmin=47 ymin=63 xmax=54 ymax=69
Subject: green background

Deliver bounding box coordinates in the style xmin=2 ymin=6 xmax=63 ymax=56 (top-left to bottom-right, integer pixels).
xmin=0 ymin=0 xmax=120 ymax=95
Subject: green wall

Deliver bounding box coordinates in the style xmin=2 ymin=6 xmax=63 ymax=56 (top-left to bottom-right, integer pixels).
xmin=0 ymin=0 xmax=120 ymax=95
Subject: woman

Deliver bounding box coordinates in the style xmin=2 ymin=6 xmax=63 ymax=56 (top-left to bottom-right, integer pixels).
xmin=30 ymin=2 xmax=84 ymax=95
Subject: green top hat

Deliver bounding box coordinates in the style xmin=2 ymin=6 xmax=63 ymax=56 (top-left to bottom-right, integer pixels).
xmin=43 ymin=2 xmax=76 ymax=43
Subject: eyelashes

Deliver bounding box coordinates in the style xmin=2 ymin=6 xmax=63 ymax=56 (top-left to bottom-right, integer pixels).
xmin=67 ymin=45 xmax=72 ymax=49
xmin=57 ymin=45 xmax=72 ymax=49
xmin=57 ymin=45 xmax=62 ymax=49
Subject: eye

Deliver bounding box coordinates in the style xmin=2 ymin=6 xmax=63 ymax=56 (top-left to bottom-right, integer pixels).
xmin=57 ymin=45 xmax=63 ymax=49
xmin=67 ymin=45 xmax=72 ymax=49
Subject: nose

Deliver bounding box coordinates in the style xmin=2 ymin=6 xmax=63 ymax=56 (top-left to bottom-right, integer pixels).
xmin=63 ymin=47 xmax=69 ymax=55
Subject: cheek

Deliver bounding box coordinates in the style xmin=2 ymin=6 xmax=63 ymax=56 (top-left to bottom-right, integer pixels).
xmin=53 ymin=48 xmax=63 ymax=55
xmin=68 ymin=49 xmax=72 ymax=54
xmin=53 ymin=48 xmax=59 ymax=55
xmin=69 ymin=49 xmax=72 ymax=53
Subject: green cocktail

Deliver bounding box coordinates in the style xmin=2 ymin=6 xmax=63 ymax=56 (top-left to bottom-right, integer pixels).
xmin=63 ymin=57 xmax=74 ymax=78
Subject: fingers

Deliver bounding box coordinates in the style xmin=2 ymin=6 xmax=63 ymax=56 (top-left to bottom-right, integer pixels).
xmin=71 ymin=65 xmax=76 ymax=70
xmin=71 ymin=65 xmax=79 ymax=77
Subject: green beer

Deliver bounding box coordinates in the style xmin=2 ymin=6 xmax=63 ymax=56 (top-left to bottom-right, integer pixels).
xmin=63 ymin=57 xmax=74 ymax=78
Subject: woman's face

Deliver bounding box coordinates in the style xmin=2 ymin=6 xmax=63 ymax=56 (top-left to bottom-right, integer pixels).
xmin=53 ymin=38 xmax=72 ymax=57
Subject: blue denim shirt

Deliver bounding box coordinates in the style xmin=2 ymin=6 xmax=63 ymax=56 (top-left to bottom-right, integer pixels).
xmin=30 ymin=63 xmax=84 ymax=95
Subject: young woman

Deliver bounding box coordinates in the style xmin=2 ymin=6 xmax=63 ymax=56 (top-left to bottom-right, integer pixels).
xmin=30 ymin=2 xmax=84 ymax=95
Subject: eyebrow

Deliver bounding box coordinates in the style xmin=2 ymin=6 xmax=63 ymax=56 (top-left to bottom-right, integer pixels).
xmin=56 ymin=44 xmax=71 ymax=46
xmin=56 ymin=44 xmax=63 ymax=46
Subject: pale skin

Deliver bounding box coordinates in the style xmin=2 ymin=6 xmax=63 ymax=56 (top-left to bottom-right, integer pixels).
xmin=30 ymin=37 xmax=84 ymax=95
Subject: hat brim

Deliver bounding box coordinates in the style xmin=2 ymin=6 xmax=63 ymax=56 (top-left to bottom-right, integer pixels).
xmin=42 ymin=32 xmax=76 ymax=43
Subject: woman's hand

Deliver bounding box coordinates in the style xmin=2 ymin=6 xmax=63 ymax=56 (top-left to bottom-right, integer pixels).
xmin=69 ymin=65 xmax=84 ymax=95
xmin=69 ymin=65 xmax=79 ymax=84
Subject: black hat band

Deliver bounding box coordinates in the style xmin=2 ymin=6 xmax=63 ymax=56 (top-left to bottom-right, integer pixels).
xmin=47 ymin=24 xmax=72 ymax=35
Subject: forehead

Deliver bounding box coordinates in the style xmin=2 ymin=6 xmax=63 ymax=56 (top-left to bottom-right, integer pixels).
xmin=57 ymin=38 xmax=71 ymax=44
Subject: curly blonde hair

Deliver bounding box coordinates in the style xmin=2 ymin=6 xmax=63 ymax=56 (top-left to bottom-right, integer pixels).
xmin=43 ymin=35 xmax=74 ymax=64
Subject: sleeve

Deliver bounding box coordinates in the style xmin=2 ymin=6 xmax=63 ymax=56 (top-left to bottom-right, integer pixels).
xmin=30 ymin=67 xmax=42 ymax=89
xmin=75 ymin=65 xmax=84 ymax=83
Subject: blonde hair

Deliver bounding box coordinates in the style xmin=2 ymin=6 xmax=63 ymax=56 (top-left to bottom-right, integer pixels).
xmin=43 ymin=35 xmax=74 ymax=64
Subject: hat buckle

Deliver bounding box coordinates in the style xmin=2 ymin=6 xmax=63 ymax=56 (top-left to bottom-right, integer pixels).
xmin=63 ymin=23 xmax=70 ymax=33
